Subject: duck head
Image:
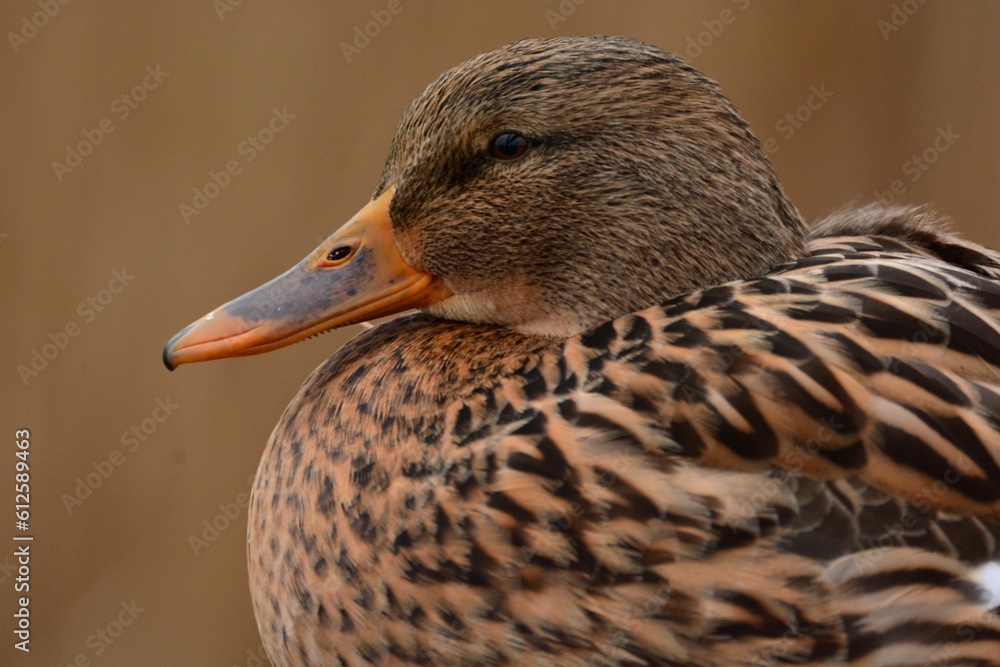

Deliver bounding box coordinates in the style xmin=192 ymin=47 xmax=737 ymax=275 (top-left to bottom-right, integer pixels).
xmin=164 ymin=36 xmax=805 ymax=369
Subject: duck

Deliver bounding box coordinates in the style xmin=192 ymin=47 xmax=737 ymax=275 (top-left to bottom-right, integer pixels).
xmin=164 ymin=36 xmax=1000 ymax=666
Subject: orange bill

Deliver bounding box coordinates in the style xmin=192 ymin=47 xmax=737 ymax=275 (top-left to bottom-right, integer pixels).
xmin=163 ymin=186 xmax=451 ymax=370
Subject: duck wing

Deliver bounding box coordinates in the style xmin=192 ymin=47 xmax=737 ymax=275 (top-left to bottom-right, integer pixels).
xmin=251 ymin=206 xmax=1000 ymax=665
xmin=442 ymin=205 xmax=1000 ymax=664
xmin=595 ymin=204 xmax=1000 ymax=523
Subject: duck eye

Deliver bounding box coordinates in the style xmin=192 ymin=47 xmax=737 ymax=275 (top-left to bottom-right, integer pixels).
xmin=326 ymin=245 xmax=352 ymax=262
xmin=489 ymin=132 xmax=529 ymax=161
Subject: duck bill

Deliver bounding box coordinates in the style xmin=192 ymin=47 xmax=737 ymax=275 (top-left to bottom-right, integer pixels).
xmin=163 ymin=187 xmax=450 ymax=370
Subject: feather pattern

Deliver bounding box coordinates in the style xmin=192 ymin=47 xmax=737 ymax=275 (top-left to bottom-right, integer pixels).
xmin=249 ymin=208 xmax=1000 ymax=666
xmin=159 ymin=34 xmax=1000 ymax=667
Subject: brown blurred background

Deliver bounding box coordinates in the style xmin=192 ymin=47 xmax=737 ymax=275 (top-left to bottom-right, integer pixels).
xmin=1 ymin=2 xmax=998 ymax=665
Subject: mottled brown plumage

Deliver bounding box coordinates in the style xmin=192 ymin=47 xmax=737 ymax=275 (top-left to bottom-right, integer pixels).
xmin=383 ymin=37 xmax=805 ymax=338
xmin=168 ymin=37 xmax=1000 ymax=665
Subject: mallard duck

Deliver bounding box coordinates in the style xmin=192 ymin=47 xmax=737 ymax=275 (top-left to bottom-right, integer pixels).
xmin=164 ymin=36 xmax=1000 ymax=666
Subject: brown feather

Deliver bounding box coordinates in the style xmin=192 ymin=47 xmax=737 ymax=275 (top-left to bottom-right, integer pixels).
xmin=236 ymin=38 xmax=1000 ymax=665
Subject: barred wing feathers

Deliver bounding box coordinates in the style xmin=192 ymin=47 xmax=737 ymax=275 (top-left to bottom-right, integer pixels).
xmin=455 ymin=209 xmax=1000 ymax=663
